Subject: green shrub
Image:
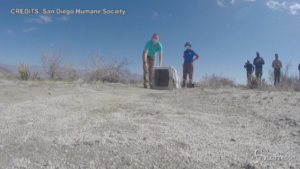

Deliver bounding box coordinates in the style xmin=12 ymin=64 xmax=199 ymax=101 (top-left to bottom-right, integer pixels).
xmin=18 ymin=62 xmax=30 ymax=80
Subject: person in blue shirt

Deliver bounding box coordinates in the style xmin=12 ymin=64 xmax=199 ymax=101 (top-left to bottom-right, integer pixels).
xmin=142 ymin=33 xmax=163 ymax=89
xmin=182 ymin=42 xmax=199 ymax=88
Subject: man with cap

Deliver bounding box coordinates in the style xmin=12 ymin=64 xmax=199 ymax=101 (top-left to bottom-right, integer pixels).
xmin=182 ymin=42 xmax=200 ymax=88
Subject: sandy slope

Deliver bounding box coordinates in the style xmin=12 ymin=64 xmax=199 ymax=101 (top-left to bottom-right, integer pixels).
xmin=0 ymin=79 xmax=300 ymax=169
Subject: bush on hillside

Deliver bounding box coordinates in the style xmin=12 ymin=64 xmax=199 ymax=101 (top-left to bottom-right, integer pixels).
xmin=81 ymin=53 xmax=134 ymax=84
xmin=40 ymin=45 xmax=72 ymax=80
xmin=268 ymin=62 xmax=300 ymax=91
xmin=31 ymin=70 xmax=40 ymax=80
xmin=197 ymin=73 xmax=236 ymax=88
xmin=18 ymin=62 xmax=30 ymax=80
xmin=68 ymin=69 xmax=80 ymax=81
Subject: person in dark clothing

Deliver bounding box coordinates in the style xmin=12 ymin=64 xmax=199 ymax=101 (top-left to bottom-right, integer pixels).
xmin=244 ymin=60 xmax=255 ymax=86
xmin=253 ymin=52 xmax=265 ymax=85
xmin=298 ymin=63 xmax=300 ymax=79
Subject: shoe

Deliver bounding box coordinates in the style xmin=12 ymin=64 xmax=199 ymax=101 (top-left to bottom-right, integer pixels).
xmin=187 ymin=83 xmax=195 ymax=88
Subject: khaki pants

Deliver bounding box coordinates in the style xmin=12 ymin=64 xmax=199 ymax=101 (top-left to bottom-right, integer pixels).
xmin=246 ymin=72 xmax=252 ymax=87
xmin=143 ymin=56 xmax=156 ymax=87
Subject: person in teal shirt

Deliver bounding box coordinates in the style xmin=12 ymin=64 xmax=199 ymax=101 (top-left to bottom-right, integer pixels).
xmin=142 ymin=33 xmax=163 ymax=89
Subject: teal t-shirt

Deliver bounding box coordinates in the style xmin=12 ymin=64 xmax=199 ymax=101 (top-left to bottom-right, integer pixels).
xmin=144 ymin=40 xmax=163 ymax=57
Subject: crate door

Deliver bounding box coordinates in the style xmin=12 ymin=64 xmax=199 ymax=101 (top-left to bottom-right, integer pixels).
xmin=154 ymin=69 xmax=170 ymax=87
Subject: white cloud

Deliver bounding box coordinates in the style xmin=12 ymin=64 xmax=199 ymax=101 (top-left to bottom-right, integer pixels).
xmin=266 ymin=0 xmax=287 ymax=10
xmin=23 ymin=27 xmax=37 ymax=33
xmin=217 ymin=0 xmax=226 ymax=7
xmin=6 ymin=29 xmax=14 ymax=35
xmin=57 ymin=16 xmax=70 ymax=21
xmin=218 ymin=0 xmax=300 ymax=16
xmin=152 ymin=11 xmax=171 ymax=20
xmin=289 ymin=3 xmax=300 ymax=15
xmin=221 ymin=0 xmax=256 ymax=5
xmin=266 ymin=1 xmax=300 ymax=15
xmin=26 ymin=15 xmax=52 ymax=23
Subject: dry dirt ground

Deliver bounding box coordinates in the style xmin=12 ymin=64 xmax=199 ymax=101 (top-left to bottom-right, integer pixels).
xmin=0 ymin=79 xmax=300 ymax=169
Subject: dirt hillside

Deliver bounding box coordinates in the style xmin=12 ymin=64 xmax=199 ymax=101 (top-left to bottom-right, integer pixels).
xmin=0 ymin=80 xmax=299 ymax=168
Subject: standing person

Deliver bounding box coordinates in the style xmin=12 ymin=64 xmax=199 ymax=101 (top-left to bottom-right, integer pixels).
xmin=244 ymin=60 xmax=255 ymax=86
xmin=298 ymin=62 xmax=300 ymax=79
xmin=142 ymin=33 xmax=163 ymax=89
xmin=253 ymin=52 xmax=265 ymax=85
xmin=272 ymin=53 xmax=282 ymax=86
xmin=182 ymin=42 xmax=199 ymax=88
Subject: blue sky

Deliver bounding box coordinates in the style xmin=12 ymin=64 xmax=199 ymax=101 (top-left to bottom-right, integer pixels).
xmin=1 ymin=0 xmax=300 ymax=84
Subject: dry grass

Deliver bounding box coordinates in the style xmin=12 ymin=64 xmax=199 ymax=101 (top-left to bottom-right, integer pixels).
xmin=40 ymin=45 xmax=73 ymax=80
xmin=80 ymin=53 xmax=136 ymax=84
xmin=196 ymin=73 xmax=236 ymax=89
xmin=265 ymin=62 xmax=300 ymax=92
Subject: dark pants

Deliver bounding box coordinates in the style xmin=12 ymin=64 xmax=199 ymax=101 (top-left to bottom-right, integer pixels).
xmin=274 ymin=68 xmax=280 ymax=86
xmin=255 ymin=68 xmax=262 ymax=78
xmin=182 ymin=62 xmax=193 ymax=87
xmin=183 ymin=62 xmax=193 ymax=80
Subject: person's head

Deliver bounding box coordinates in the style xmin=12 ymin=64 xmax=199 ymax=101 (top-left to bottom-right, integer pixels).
xmin=185 ymin=42 xmax=191 ymax=50
xmin=256 ymin=52 xmax=260 ymax=57
xmin=247 ymin=60 xmax=250 ymax=64
xmin=275 ymin=53 xmax=278 ymax=59
xmin=152 ymin=33 xmax=160 ymax=44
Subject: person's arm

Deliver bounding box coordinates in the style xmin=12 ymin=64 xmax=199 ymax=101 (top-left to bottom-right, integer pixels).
xmin=143 ymin=42 xmax=150 ymax=63
xmin=279 ymin=61 xmax=282 ymax=68
xmin=298 ymin=64 xmax=300 ymax=70
xmin=143 ymin=49 xmax=148 ymax=63
xmin=253 ymin=59 xmax=256 ymax=66
xmin=192 ymin=51 xmax=199 ymax=62
xmin=158 ymin=51 xmax=163 ymax=66
xmin=158 ymin=44 xmax=163 ymax=66
xmin=262 ymin=58 xmax=265 ymax=65
xmin=193 ymin=54 xmax=199 ymax=62
xmin=272 ymin=60 xmax=274 ymax=68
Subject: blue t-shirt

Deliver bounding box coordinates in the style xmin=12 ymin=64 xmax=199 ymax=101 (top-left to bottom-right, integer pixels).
xmin=144 ymin=40 xmax=163 ymax=57
xmin=183 ymin=49 xmax=197 ymax=62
